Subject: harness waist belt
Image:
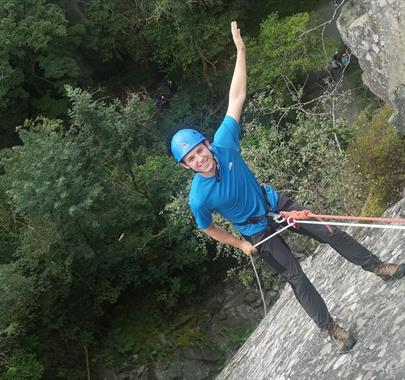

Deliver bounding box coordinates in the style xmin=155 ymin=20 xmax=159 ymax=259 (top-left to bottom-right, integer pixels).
xmin=235 ymin=185 xmax=289 ymax=226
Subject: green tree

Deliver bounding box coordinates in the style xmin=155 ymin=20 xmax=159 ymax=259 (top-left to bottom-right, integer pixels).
xmin=348 ymin=105 xmax=405 ymax=216
xmin=0 ymin=88 xmax=208 ymax=376
xmin=242 ymin=93 xmax=355 ymax=212
xmin=0 ymin=351 xmax=44 ymax=380
xmin=87 ymin=0 xmax=245 ymax=89
xmin=0 ymin=0 xmax=84 ymax=146
xmin=248 ymin=12 xmax=330 ymax=93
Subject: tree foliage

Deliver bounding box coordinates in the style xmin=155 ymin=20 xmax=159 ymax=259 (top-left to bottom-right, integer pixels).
xmin=0 ymin=0 xmax=83 ymax=115
xmin=0 ymin=88 xmax=208 ymax=375
xmin=87 ymin=0 xmax=245 ymax=88
xmin=241 ymin=92 xmax=355 ymax=212
xmin=248 ymin=12 xmax=330 ymax=93
xmin=348 ymin=105 xmax=405 ymax=216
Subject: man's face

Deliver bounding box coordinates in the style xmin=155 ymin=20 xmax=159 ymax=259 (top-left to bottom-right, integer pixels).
xmin=181 ymin=141 xmax=216 ymax=176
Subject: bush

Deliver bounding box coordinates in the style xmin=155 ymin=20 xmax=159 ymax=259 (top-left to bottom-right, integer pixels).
xmin=248 ymin=12 xmax=331 ymax=94
xmin=0 ymin=88 xmax=212 ymax=376
xmin=348 ymin=105 xmax=405 ymax=216
xmin=0 ymin=352 xmax=44 ymax=380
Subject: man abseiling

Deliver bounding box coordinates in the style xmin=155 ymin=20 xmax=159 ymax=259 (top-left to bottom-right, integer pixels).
xmin=170 ymin=21 xmax=405 ymax=353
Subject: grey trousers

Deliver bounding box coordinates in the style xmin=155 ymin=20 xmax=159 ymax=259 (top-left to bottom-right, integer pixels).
xmin=245 ymin=193 xmax=379 ymax=330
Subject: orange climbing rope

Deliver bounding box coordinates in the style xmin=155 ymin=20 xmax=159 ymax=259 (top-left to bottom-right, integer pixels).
xmin=280 ymin=210 xmax=405 ymax=224
xmin=277 ymin=210 xmax=405 ymax=233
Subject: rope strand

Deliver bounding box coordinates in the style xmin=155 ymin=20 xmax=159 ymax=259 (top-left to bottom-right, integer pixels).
xmin=308 ymin=214 xmax=405 ymax=224
xmin=294 ymin=220 xmax=405 ymax=230
xmin=249 ymin=255 xmax=267 ymax=316
xmin=253 ymin=223 xmax=294 ymax=248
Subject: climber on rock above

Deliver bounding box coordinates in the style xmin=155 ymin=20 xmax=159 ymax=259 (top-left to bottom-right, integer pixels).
xmin=170 ymin=20 xmax=405 ymax=354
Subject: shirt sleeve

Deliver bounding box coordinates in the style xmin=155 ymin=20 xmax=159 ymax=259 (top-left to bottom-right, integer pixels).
xmin=212 ymin=115 xmax=240 ymax=150
xmin=189 ymin=197 xmax=213 ymax=230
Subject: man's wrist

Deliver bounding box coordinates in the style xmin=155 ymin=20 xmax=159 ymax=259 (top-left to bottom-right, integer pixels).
xmin=233 ymin=238 xmax=244 ymax=250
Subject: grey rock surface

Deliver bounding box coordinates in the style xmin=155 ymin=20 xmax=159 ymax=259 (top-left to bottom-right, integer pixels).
xmin=216 ymin=196 xmax=405 ymax=379
xmin=337 ymin=0 xmax=405 ymax=133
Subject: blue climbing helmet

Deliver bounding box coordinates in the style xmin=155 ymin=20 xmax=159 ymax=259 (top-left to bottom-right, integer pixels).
xmin=171 ymin=129 xmax=207 ymax=163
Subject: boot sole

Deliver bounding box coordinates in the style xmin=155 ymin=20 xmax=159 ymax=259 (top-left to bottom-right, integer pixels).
xmin=340 ymin=331 xmax=357 ymax=354
xmin=378 ymin=263 xmax=405 ymax=281
xmin=394 ymin=263 xmax=405 ymax=279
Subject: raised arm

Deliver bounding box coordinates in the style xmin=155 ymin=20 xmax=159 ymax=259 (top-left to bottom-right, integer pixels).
xmin=226 ymin=21 xmax=247 ymax=123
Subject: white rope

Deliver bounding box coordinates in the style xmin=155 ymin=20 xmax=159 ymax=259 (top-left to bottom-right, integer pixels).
xmin=294 ymin=220 xmax=405 ymax=230
xmin=249 ymin=255 xmax=267 ymax=316
xmin=253 ymin=223 xmax=295 ymax=248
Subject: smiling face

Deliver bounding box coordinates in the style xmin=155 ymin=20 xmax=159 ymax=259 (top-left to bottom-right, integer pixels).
xmin=180 ymin=141 xmax=216 ymax=177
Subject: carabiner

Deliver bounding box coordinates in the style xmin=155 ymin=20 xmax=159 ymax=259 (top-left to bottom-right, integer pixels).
xmin=274 ymin=215 xmax=285 ymax=224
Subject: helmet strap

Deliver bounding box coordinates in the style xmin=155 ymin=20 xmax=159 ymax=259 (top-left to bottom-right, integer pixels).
xmin=214 ymin=156 xmax=220 ymax=182
xmin=204 ymin=142 xmax=220 ymax=182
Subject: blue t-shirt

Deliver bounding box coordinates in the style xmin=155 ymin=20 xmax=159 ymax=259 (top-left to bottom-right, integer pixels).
xmin=189 ymin=115 xmax=278 ymax=236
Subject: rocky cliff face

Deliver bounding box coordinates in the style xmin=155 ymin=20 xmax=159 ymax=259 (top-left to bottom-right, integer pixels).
xmin=216 ymin=194 xmax=405 ymax=379
xmin=337 ymin=0 xmax=405 ymax=133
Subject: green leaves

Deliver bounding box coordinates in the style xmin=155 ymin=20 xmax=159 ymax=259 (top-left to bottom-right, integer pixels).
xmin=87 ymin=0 xmax=244 ymax=85
xmin=0 ymin=0 xmax=83 ymax=139
xmin=0 ymin=0 xmax=66 ymax=53
xmin=248 ymin=12 xmax=330 ymax=93
xmin=0 ymin=87 xmax=212 ymax=374
xmin=242 ymin=92 xmax=355 ymax=213
xmin=1 ymin=351 xmax=44 ymax=380
xmin=348 ymin=105 xmax=405 ymax=216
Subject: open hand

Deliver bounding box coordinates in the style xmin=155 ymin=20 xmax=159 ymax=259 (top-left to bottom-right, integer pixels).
xmin=231 ymin=20 xmax=245 ymax=51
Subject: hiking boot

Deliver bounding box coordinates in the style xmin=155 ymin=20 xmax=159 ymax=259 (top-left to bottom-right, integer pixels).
xmin=327 ymin=320 xmax=356 ymax=354
xmin=373 ymin=260 xmax=405 ymax=281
